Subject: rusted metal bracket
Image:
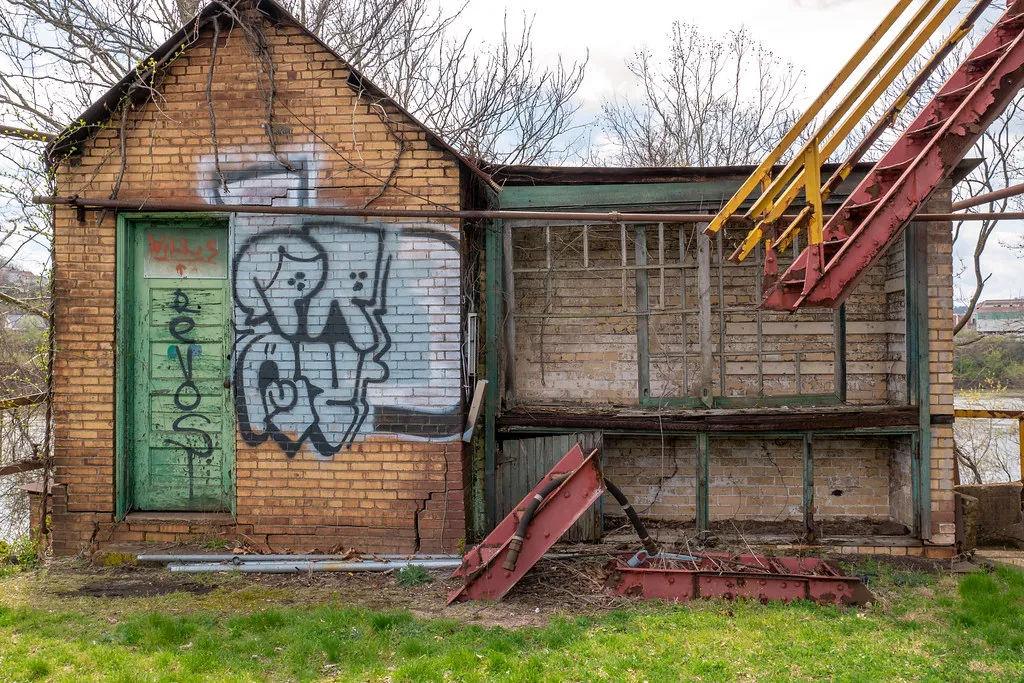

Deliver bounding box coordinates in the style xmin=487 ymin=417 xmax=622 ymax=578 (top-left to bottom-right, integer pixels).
xmin=605 ymin=553 xmax=874 ymax=606
xmin=448 ymin=444 xmax=604 ymax=603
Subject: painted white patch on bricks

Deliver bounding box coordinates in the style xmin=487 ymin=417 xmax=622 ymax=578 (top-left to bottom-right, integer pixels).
xmin=196 ymin=149 xmax=462 ymax=457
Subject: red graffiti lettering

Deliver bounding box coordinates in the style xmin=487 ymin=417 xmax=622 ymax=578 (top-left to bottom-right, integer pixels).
xmin=147 ymin=233 xmax=221 ymax=275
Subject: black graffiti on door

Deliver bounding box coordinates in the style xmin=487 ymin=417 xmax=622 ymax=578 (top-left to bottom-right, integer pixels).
xmin=165 ymin=288 xmax=215 ymax=499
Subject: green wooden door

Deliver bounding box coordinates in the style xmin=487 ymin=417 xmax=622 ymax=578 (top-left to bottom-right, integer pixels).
xmin=130 ymin=221 xmax=234 ymax=511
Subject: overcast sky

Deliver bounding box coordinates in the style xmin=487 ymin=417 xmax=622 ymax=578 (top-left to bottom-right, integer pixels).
xmin=443 ymin=0 xmax=1024 ymax=303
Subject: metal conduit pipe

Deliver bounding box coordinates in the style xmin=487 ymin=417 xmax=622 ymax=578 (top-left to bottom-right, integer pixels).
xmin=502 ymin=473 xmax=571 ymax=572
xmin=168 ymin=559 xmax=463 ymax=574
xmin=139 ymin=554 xmax=460 ymax=564
xmin=604 ymin=478 xmax=660 ymax=556
xmin=32 ymin=195 xmax=997 ymax=224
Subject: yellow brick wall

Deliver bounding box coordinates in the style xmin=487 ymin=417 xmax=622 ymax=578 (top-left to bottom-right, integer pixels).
xmin=511 ymin=223 xmax=904 ymax=405
xmin=925 ymin=184 xmax=956 ymax=546
xmin=50 ymin=14 xmax=468 ymax=554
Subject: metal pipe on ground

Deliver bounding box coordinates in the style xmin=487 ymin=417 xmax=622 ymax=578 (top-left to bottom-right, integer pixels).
xmin=138 ymin=554 xmax=459 ymax=564
xmin=168 ymin=559 xmax=464 ymax=574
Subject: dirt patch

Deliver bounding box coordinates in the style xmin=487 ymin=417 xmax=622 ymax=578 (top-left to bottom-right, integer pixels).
xmin=66 ymin=577 xmax=215 ymax=599
xmin=36 ymin=545 xmax=965 ymax=628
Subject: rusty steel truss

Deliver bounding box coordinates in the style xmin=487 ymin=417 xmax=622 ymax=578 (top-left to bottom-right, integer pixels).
xmin=706 ymin=0 xmax=1024 ymax=311
xmin=448 ymin=444 xmax=604 ymax=603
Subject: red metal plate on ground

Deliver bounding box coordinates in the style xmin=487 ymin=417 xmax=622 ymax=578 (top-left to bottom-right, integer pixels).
xmin=605 ymin=553 xmax=872 ymax=606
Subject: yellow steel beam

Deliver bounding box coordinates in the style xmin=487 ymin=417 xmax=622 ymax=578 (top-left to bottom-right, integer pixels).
xmin=724 ymin=0 xmax=951 ymax=261
xmin=955 ymin=409 xmax=1024 ymax=419
xmin=730 ymin=0 xmax=961 ymax=264
xmin=805 ymin=145 xmax=824 ymax=245
xmin=767 ymin=2 xmax=991 ymax=257
xmin=701 ymin=0 xmax=914 ymax=238
xmin=741 ymin=0 xmax=957 ymax=232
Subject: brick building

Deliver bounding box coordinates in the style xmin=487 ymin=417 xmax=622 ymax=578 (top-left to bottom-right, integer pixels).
xmin=44 ymin=0 xmax=961 ymax=557
xmin=47 ymin=0 xmax=486 ymax=554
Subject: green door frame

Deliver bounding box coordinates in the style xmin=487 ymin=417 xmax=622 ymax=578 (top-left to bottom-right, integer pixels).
xmin=115 ymin=213 xmax=235 ymax=519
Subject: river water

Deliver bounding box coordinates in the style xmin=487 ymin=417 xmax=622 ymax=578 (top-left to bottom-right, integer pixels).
xmin=954 ymin=393 xmax=1024 ymax=484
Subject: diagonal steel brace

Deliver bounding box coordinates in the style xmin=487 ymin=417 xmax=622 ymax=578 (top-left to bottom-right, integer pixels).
xmin=448 ymin=444 xmax=604 ymax=603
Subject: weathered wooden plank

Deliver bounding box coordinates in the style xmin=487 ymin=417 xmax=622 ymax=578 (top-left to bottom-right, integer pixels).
xmin=497 ymin=406 xmax=920 ymax=433
xmin=148 ymin=343 xmax=226 ymax=379
xmin=635 ymin=225 xmax=650 ymax=402
xmin=698 ymin=229 xmax=713 ymax=407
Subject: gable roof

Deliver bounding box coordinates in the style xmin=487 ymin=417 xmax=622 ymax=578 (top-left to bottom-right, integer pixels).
xmin=46 ymin=0 xmax=496 ymax=190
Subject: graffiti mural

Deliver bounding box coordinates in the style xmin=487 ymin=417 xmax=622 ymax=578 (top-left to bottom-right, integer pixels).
xmin=232 ymin=227 xmax=392 ymax=456
xmin=200 ymin=151 xmax=463 ymax=457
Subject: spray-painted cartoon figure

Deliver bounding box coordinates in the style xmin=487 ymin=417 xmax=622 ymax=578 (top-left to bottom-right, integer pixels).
xmin=232 ymin=227 xmax=392 ymax=456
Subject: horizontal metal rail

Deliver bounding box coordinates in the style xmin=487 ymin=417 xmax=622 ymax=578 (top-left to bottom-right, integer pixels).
xmin=32 ymin=196 xmax=1005 ymax=224
xmin=169 ymin=559 xmax=463 ymax=574
xmin=0 ymin=392 xmax=46 ymax=410
xmin=0 ymin=458 xmax=43 ymax=477
xmin=140 ymin=553 xmax=461 ymax=563
xmin=952 ymin=182 xmax=1024 ymax=211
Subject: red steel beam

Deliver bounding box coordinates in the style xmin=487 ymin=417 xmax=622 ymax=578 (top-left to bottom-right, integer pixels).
xmin=605 ymin=553 xmax=873 ymax=606
xmin=448 ymin=444 xmax=604 ymax=603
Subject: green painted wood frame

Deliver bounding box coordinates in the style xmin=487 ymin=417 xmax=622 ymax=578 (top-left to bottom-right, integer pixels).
xmin=484 ymin=219 xmax=502 ymax=530
xmin=631 ymin=223 xmax=848 ymax=409
xmin=906 ymin=222 xmax=931 ymax=539
xmin=116 ymin=212 xmax=235 ymax=519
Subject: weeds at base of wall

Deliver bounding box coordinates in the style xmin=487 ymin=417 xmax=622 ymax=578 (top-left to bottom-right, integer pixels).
xmin=394 ymin=564 xmax=433 ymax=587
xmin=0 ymin=535 xmax=40 ymax=577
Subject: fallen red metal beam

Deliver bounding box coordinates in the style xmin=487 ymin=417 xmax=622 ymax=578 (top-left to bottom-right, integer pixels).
xmin=605 ymin=552 xmax=873 ymax=606
xmin=448 ymin=444 xmax=604 ymax=603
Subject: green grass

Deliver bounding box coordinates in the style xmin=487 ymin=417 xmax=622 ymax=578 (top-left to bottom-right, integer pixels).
xmin=0 ymin=566 xmax=1021 ymax=681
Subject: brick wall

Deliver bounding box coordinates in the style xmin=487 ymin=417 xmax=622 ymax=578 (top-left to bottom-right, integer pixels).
xmin=511 ymin=223 xmax=906 ymax=406
xmin=602 ymin=435 xmax=897 ymax=525
xmin=50 ymin=11 xmax=468 ymax=554
xmin=925 ymin=185 xmax=957 ymax=546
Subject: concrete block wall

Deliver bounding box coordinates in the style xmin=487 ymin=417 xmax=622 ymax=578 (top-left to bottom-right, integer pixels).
xmin=50 ymin=13 xmax=468 ymax=554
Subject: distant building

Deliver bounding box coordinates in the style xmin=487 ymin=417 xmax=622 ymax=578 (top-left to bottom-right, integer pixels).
xmin=0 ymin=268 xmax=39 ymax=288
xmin=953 ymin=305 xmax=975 ymax=330
xmin=974 ymin=299 xmax=1024 ymax=334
